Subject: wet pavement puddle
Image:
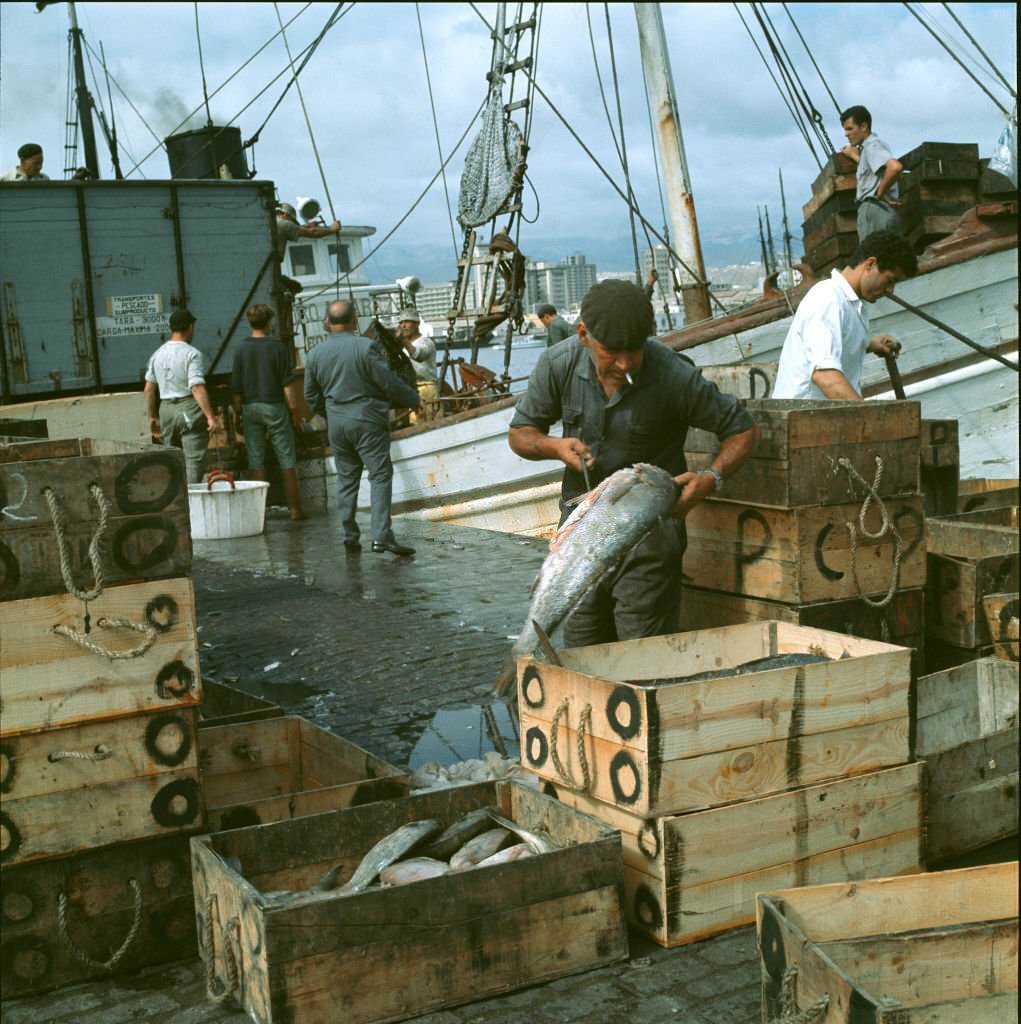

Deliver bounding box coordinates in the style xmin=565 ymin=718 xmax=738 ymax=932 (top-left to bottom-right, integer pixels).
xmin=396 ymin=702 xmax=520 ymax=770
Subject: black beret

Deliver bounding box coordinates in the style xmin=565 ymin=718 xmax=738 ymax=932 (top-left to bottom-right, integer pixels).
xmin=579 ymin=279 xmax=654 ymax=351
xmin=17 ymin=143 xmax=43 ymax=160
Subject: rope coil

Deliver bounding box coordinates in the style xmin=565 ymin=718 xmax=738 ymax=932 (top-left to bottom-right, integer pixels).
xmin=205 ymin=893 xmax=241 ymax=1006
xmin=549 ymin=699 xmax=594 ymax=793
xmin=836 ymin=456 xmax=904 ymax=609
xmin=58 ymin=878 xmax=143 ymax=972
xmin=769 ymin=966 xmax=830 ymax=1024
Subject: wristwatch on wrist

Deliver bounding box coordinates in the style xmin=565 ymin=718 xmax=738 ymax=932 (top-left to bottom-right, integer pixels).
xmin=699 ymin=467 xmax=723 ymax=493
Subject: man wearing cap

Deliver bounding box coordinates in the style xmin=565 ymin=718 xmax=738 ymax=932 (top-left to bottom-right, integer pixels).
xmin=509 ymin=279 xmax=757 ymax=648
xmin=1 ymin=144 xmax=50 ymax=181
xmin=536 ymin=304 xmax=573 ymax=348
xmin=275 ymin=203 xmax=341 ymax=246
xmin=396 ymin=310 xmax=438 ymax=423
xmin=144 ymin=310 xmax=219 ymax=484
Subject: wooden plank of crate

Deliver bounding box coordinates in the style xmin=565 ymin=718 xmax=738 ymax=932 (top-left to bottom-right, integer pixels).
xmin=295 ymin=718 xmax=402 ymax=791
xmin=982 ymin=591 xmax=1020 ymax=661
xmin=628 ymin=826 xmax=922 ymax=947
xmin=0 ymin=438 xmax=85 ymax=463
xmin=925 ymin=728 xmax=1019 ymax=861
xmin=683 ymin=496 xmax=926 ymax=602
xmin=696 ymin=363 xmax=776 ymax=400
xmin=957 ymin=479 xmax=1019 ymax=513
xmin=2 ymin=766 xmax=204 ymax=866
xmin=927 ymin=517 xmax=1020 ymax=559
xmin=0 ymin=577 xmax=201 ymax=736
xmin=199 ymin=718 xmax=295 ymax=810
xmin=526 ymin=712 xmax=909 ymax=816
xmin=916 ymin=657 xmax=1018 ymax=754
xmin=199 ymin=679 xmax=282 ymax=728
xmin=0 ymin=833 xmax=196 ymax=999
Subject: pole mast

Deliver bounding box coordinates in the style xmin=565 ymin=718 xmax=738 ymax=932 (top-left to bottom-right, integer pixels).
xmin=779 ymin=169 xmax=793 ymax=288
xmin=67 ymin=1 xmax=101 ymax=178
xmin=634 ymin=2 xmax=711 ymax=324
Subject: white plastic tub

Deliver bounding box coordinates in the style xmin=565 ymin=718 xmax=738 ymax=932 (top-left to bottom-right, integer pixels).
xmin=188 ymin=480 xmax=269 ymax=540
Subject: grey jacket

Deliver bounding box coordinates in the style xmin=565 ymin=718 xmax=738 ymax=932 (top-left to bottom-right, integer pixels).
xmin=304 ymin=332 xmax=421 ymax=428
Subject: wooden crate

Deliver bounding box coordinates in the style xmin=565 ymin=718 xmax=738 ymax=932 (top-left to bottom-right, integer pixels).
xmin=900 ymin=140 xmax=980 ymax=172
xmin=698 ymin=362 xmax=776 ymax=400
xmin=1 ymin=707 xmax=203 ymax=866
xmin=805 ymin=232 xmax=859 ymax=272
xmin=517 ymin=623 xmax=911 ymax=819
xmin=684 ymin=400 xmax=921 ymax=508
xmin=0 ymin=438 xmax=191 ymax=603
xmin=916 ymin=657 xmax=1019 ymax=861
xmin=199 ymin=679 xmax=283 ymax=729
xmin=756 ymin=862 xmax=1017 ymax=1022
xmin=801 ymin=185 xmax=857 ymax=225
xmin=920 ymin=418 xmax=958 ymax=515
xmin=0 ymin=576 xmax=202 ymax=737
xmin=551 ymin=761 xmax=923 ymax=949
xmin=678 ymin=587 xmax=924 ymax=674
xmin=926 ymin=514 xmax=1019 ymax=648
xmin=924 ymin=638 xmax=998 ymax=674
xmin=0 ymin=833 xmax=197 ymax=999
xmin=957 ymin=477 xmax=1019 ymax=513
xmin=983 ymin=591 xmax=1020 ymax=662
xmin=683 ymin=494 xmax=925 ymax=604
xmin=190 ymin=780 xmax=627 ymax=1024
xmin=200 ymin=716 xmax=409 ymax=832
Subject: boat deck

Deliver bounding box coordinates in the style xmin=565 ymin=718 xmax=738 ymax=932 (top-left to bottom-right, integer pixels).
xmin=5 ymin=508 xmax=1015 ymax=1024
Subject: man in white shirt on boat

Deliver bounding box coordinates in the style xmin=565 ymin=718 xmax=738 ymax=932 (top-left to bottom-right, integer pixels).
xmin=1 ymin=143 xmax=50 ymax=181
xmin=772 ymin=231 xmax=918 ymax=401
xmin=397 ymin=309 xmax=438 ymax=423
xmin=840 ymin=105 xmax=903 ymax=239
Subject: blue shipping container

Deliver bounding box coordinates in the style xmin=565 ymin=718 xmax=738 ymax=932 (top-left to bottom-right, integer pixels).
xmin=0 ymin=179 xmax=281 ymax=401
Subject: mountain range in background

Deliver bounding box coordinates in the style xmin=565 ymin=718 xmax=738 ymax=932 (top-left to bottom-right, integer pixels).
xmin=363 ymin=231 xmax=802 ymax=287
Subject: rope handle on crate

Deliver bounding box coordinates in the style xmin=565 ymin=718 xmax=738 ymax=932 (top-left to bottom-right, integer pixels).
xmin=768 ymin=966 xmax=830 ymax=1024
xmin=57 ymin=878 xmax=143 ymax=972
xmin=549 ymin=698 xmax=593 ymax=793
xmin=53 ymin=615 xmax=158 ymax=660
xmin=835 ymin=455 xmax=903 ymax=609
xmin=48 ymin=743 xmax=113 ymax=764
xmin=204 ymin=893 xmax=241 ymax=1007
xmin=43 ymin=483 xmax=111 ymax=602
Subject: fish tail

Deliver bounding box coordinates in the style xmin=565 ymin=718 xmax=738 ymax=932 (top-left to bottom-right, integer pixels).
xmin=493 ymin=653 xmax=518 ymax=698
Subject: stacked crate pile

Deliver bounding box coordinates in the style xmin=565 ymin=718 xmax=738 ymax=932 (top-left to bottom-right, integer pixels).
xmin=519 ymin=621 xmax=923 ymax=948
xmin=0 ymin=438 xmax=204 ymax=998
xmin=680 ymin=400 xmax=927 ymax=672
xmin=898 ymin=142 xmax=980 ymax=251
xmin=801 ymin=153 xmax=859 ymax=278
xmin=924 ymin=505 xmax=1019 ymax=671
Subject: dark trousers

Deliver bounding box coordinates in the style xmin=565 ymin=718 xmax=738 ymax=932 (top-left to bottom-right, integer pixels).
xmin=563 ymin=518 xmax=686 ymax=648
xmin=328 ymin=416 xmax=396 ymax=546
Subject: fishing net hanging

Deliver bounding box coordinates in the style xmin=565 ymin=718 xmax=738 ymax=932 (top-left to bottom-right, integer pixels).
xmin=457 ymin=81 xmax=524 ymax=228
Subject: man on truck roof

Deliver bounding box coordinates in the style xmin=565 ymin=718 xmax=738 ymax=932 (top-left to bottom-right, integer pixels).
xmin=1 ymin=143 xmax=50 ymax=181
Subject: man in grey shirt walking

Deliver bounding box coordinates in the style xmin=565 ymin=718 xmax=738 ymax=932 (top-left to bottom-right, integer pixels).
xmin=840 ymin=105 xmax=903 ymax=238
xmin=304 ymin=300 xmax=421 ymax=556
xmin=144 ymin=310 xmax=219 ymax=483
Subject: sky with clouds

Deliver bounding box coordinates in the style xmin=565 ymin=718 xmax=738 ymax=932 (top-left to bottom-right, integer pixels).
xmin=1 ymin=2 xmax=1015 ymax=275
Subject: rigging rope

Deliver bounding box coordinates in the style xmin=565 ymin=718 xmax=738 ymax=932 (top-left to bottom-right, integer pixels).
xmin=194 ymin=2 xmax=214 ymax=126
xmin=467 ymin=3 xmax=727 ymax=317
xmin=416 ymin=3 xmax=459 ymax=260
xmin=782 ymin=2 xmax=841 ymax=117
xmin=732 ymin=3 xmax=822 ymax=168
xmin=902 ymin=3 xmax=1010 ymax=116
xmin=941 ymin=3 xmax=1016 ymax=100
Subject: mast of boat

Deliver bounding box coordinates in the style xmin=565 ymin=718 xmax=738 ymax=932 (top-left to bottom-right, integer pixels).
xmin=66 ymin=1 xmax=101 ymax=178
xmin=634 ymin=3 xmax=711 ymax=325
xmin=779 ymin=169 xmax=794 ymax=288
xmin=757 ymin=207 xmax=770 ymax=280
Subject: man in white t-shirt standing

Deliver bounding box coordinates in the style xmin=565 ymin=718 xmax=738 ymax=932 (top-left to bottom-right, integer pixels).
xmin=840 ymin=105 xmax=903 ymax=239
xmin=144 ymin=310 xmax=219 ymax=482
xmin=773 ymin=232 xmax=918 ymax=401
xmin=396 ymin=309 xmax=438 ymax=423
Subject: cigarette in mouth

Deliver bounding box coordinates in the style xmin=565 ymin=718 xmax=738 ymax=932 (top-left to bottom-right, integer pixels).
xmin=625 ymin=373 xmax=634 ymax=386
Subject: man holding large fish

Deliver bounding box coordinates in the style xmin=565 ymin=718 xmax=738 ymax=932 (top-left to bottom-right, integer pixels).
xmin=499 ymin=280 xmax=756 ymax=688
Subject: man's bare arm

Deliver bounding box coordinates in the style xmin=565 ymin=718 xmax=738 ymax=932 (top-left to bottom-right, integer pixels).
xmin=144 ymin=381 xmax=160 ymax=438
xmin=672 ymin=425 xmax=758 ymax=517
xmin=875 ymin=159 xmax=903 ymax=202
xmin=840 ymin=145 xmax=861 ymax=163
xmin=191 ymin=383 xmax=219 ymax=429
xmin=812 ymin=368 xmax=861 ymax=400
xmin=509 ymin=425 xmax=591 ymax=472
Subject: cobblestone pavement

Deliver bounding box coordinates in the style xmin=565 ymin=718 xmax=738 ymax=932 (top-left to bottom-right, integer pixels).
xmin=1 ymin=510 xmax=771 ymax=1022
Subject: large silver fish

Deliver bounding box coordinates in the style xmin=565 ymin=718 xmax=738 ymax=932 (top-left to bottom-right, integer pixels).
xmin=313 ymin=818 xmax=440 ymax=894
xmin=494 ymin=463 xmax=678 ymax=695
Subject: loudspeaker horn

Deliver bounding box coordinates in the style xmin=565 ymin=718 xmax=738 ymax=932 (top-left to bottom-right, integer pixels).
xmin=296 ymin=196 xmax=321 ymax=222
xmin=396 ymin=276 xmax=421 ymax=295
